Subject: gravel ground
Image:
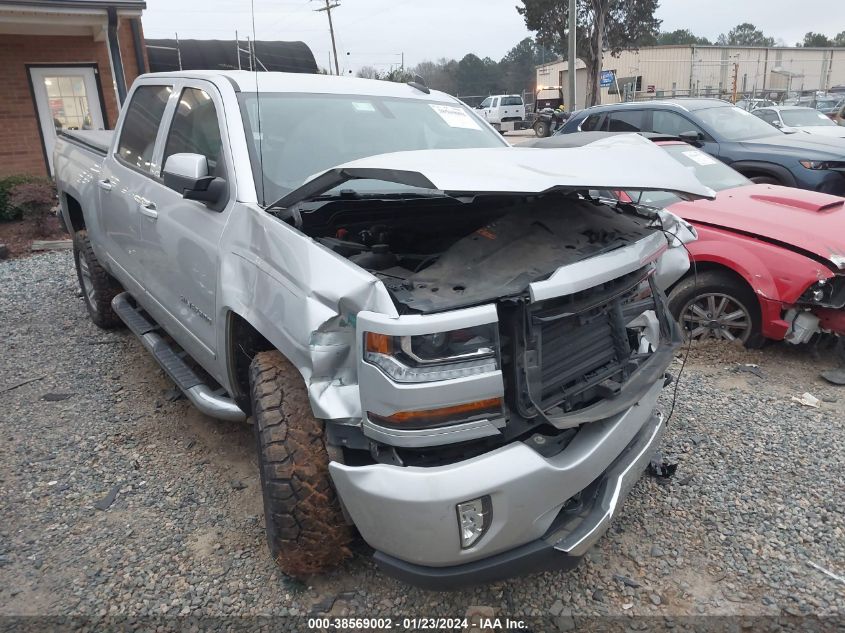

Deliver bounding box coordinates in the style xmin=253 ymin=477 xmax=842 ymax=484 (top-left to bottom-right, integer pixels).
xmin=1 ymin=251 xmax=844 ymax=628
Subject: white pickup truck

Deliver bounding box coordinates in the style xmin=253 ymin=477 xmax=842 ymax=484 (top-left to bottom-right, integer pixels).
xmin=476 ymin=94 xmax=526 ymax=133
xmin=53 ymin=70 xmax=707 ymax=588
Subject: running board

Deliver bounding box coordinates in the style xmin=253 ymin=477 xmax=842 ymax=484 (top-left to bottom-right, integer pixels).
xmin=111 ymin=293 xmax=246 ymax=422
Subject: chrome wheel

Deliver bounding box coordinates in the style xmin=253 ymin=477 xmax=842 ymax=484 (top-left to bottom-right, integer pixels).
xmin=680 ymin=292 xmax=752 ymax=343
xmin=77 ymin=253 xmax=97 ymax=310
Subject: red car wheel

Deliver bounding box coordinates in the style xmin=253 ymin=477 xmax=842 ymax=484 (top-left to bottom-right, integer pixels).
xmin=669 ymin=271 xmax=765 ymax=348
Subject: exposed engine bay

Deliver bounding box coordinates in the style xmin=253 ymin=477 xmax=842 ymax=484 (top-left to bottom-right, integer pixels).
xmin=298 ymin=192 xmax=658 ymax=313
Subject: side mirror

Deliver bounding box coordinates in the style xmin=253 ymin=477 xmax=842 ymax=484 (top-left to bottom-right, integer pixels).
xmin=678 ymin=130 xmax=704 ymax=146
xmin=162 ymin=153 xmax=226 ymax=204
xmin=771 ymin=120 xmax=783 ymax=128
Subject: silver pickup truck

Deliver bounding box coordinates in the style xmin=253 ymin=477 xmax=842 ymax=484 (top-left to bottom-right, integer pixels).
xmin=54 ymin=70 xmax=709 ymax=588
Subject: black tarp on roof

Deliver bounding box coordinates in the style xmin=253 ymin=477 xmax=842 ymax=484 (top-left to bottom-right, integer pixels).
xmin=146 ymin=39 xmax=317 ymax=74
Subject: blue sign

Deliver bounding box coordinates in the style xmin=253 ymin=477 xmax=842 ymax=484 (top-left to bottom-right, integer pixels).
xmin=600 ymin=70 xmax=615 ymax=87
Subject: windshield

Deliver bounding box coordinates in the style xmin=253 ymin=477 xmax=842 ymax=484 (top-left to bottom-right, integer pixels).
xmin=628 ymin=143 xmax=750 ymax=208
xmin=782 ymin=108 xmax=836 ymax=127
xmin=696 ymin=105 xmax=783 ymax=141
xmin=238 ymin=92 xmax=506 ymax=205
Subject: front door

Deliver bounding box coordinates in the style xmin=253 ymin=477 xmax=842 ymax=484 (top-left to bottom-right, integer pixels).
xmin=29 ymin=66 xmax=105 ymax=174
xmin=138 ymin=81 xmax=232 ymax=364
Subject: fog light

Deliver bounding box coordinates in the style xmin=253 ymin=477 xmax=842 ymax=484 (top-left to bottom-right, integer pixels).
xmin=457 ymin=496 xmax=492 ymax=549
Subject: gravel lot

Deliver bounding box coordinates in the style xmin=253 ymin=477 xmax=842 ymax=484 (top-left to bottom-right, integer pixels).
xmin=2 ymin=251 xmax=844 ymax=627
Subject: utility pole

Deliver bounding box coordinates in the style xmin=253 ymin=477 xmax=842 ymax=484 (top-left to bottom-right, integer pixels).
xmin=175 ymin=32 xmax=183 ymax=71
xmin=731 ymin=62 xmax=739 ymax=103
xmin=235 ymin=30 xmax=241 ymax=70
xmin=567 ymin=0 xmax=576 ymax=110
xmin=314 ymin=0 xmax=340 ymax=76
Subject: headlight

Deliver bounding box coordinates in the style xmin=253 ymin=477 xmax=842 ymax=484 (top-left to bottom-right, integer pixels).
xmin=799 ymin=160 xmax=845 ymax=170
xmin=799 ymin=277 xmax=845 ymax=308
xmin=363 ymin=324 xmax=499 ymax=383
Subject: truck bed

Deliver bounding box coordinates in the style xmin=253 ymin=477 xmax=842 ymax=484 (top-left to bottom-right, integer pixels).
xmin=58 ymin=130 xmax=113 ymax=156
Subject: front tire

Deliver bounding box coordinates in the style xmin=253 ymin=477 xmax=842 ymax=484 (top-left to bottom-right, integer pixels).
xmin=534 ymin=121 xmax=550 ymax=137
xmin=72 ymin=230 xmax=122 ymax=329
xmin=250 ymin=350 xmax=352 ymax=578
xmin=668 ymin=271 xmax=765 ymax=348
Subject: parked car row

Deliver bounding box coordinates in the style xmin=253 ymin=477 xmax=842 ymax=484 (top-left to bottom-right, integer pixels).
xmin=561 ymin=98 xmax=845 ymax=195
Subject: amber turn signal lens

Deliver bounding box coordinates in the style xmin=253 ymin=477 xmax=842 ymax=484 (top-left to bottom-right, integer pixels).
xmin=368 ymin=397 xmax=503 ymax=429
xmin=365 ymin=332 xmax=393 ymax=355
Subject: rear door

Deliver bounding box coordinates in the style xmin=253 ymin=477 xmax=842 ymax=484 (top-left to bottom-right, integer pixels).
xmin=136 ymin=79 xmax=234 ymax=363
xmin=99 ymin=82 xmax=173 ymax=294
xmin=602 ymin=109 xmax=645 ymax=132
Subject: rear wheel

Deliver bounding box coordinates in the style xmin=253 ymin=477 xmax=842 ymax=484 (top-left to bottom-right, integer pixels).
xmin=250 ymin=350 xmax=352 ymax=578
xmin=534 ymin=120 xmax=549 ymax=137
xmin=72 ymin=230 xmax=122 ymax=329
xmin=668 ymin=271 xmax=765 ymax=348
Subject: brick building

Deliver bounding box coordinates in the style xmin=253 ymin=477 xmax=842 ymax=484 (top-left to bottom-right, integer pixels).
xmin=0 ymin=0 xmax=148 ymax=177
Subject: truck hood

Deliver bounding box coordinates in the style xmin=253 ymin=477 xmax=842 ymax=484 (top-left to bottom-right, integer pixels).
xmin=269 ymin=134 xmax=715 ymax=209
xmin=668 ymin=183 xmax=845 ymax=270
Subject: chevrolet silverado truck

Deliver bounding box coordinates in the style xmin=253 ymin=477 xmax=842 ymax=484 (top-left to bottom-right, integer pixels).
xmin=53 ymin=71 xmax=712 ymax=589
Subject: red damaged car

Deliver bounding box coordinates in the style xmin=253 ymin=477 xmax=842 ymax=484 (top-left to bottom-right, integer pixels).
xmin=527 ymin=132 xmax=845 ymax=347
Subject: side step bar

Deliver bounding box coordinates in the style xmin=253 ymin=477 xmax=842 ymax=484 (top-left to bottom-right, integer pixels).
xmin=112 ymin=293 xmax=246 ymax=422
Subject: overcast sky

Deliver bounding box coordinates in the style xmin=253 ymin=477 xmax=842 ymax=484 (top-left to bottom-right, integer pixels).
xmin=142 ymin=0 xmax=838 ymax=74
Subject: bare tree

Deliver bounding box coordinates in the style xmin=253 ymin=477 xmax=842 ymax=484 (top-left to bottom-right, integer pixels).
xmin=355 ymin=65 xmax=380 ymax=79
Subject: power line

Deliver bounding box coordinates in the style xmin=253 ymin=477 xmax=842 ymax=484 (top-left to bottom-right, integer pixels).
xmin=313 ymin=0 xmax=340 ymax=75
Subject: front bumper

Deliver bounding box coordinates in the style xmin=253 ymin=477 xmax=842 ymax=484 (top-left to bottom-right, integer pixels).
xmin=329 ymin=380 xmax=665 ymax=587
xmin=372 ymin=409 xmax=665 ymax=589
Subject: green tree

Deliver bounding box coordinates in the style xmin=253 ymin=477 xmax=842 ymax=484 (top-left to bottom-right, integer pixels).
xmin=656 ymin=29 xmax=712 ymax=46
xmin=455 ymin=54 xmax=502 ymax=96
xmin=835 ymin=31 xmax=845 ymax=46
xmin=517 ymin=0 xmax=661 ymax=107
xmin=499 ymin=37 xmax=541 ymax=93
xmin=716 ymin=23 xmax=775 ymax=47
xmin=798 ymin=32 xmax=833 ymax=47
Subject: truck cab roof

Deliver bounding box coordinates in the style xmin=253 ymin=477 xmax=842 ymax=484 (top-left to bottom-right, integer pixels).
xmin=135 ymin=70 xmax=459 ymax=102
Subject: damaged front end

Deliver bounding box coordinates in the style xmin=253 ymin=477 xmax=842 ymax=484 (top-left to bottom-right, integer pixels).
xmin=262 ymin=136 xmax=712 ymax=583
xmin=293 ymin=189 xmax=685 ymax=455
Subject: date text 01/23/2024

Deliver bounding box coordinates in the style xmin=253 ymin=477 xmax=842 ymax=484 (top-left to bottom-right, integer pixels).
xmin=306 ymin=617 xmax=529 ymax=630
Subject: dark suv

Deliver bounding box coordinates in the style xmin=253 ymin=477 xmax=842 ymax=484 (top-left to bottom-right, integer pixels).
xmin=560 ymin=99 xmax=845 ymax=195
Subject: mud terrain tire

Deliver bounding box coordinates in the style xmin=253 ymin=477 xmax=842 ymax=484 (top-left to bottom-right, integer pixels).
xmin=250 ymin=350 xmax=352 ymax=577
xmin=72 ymin=230 xmax=122 ymax=329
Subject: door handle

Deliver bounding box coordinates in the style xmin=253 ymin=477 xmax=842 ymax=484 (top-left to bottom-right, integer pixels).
xmin=139 ymin=202 xmax=158 ymax=220
xmin=97 ymin=179 xmax=113 ymax=192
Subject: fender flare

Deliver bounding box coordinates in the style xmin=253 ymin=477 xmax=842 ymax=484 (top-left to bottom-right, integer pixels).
xmin=726 ymin=160 xmax=796 ymax=187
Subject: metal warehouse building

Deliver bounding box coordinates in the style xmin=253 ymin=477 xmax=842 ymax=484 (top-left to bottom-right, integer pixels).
xmin=536 ymin=45 xmax=845 ymax=110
